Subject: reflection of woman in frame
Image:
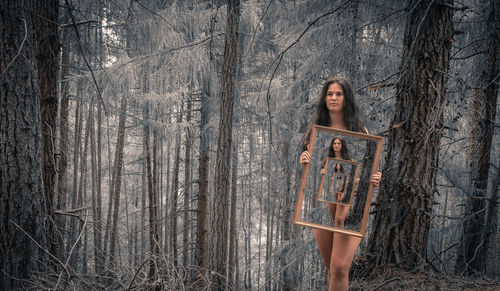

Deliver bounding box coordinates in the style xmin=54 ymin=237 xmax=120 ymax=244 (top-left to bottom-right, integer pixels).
xmin=320 ymin=138 xmax=350 ymax=207
xmin=300 ymin=77 xmax=381 ymax=291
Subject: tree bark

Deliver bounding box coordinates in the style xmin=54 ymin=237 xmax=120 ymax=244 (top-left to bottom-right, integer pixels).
xmin=196 ymin=70 xmax=211 ymax=279
xmin=36 ymin=0 xmax=59 ymax=256
xmin=0 ymin=2 xmax=49 ymax=288
xmin=196 ymin=6 xmax=217 ymax=276
xmin=210 ymin=1 xmax=240 ymax=288
xmin=455 ymin=0 xmax=500 ymax=275
xmin=366 ymin=0 xmax=453 ymax=270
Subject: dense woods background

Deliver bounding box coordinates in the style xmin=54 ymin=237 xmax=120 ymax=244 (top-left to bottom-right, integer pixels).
xmin=1 ymin=0 xmax=499 ymax=290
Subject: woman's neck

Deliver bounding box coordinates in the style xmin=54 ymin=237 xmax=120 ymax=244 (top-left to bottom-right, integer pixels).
xmin=329 ymin=112 xmax=346 ymax=130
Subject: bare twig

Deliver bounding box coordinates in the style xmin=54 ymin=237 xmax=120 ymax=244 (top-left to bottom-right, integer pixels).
xmin=54 ymin=205 xmax=91 ymax=214
xmin=64 ymin=0 xmax=108 ymax=115
xmin=135 ymin=0 xmax=174 ymax=29
xmin=60 ymin=19 xmax=97 ymax=28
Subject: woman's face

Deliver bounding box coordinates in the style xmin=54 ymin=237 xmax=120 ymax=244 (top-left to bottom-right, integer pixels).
xmin=332 ymin=138 xmax=342 ymax=153
xmin=325 ymin=83 xmax=344 ymax=113
xmin=336 ymin=163 xmax=341 ymax=172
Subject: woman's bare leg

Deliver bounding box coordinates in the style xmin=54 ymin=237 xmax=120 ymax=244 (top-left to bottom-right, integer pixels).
xmin=312 ymin=229 xmax=333 ymax=269
xmin=313 ymin=203 xmax=337 ymax=269
xmin=334 ymin=204 xmax=350 ymax=228
xmin=328 ymin=234 xmax=361 ymax=291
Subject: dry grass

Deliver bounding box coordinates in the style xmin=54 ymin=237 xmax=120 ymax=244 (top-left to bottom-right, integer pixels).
xmin=350 ymin=264 xmax=500 ymax=291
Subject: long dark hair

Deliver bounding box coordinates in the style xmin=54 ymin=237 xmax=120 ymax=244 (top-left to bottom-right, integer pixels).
xmin=301 ymin=77 xmax=365 ymax=151
xmin=312 ymin=77 xmax=364 ymax=131
xmin=328 ymin=137 xmax=350 ymax=160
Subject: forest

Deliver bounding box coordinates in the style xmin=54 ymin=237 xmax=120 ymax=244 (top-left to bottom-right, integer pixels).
xmin=0 ymin=0 xmax=499 ymax=290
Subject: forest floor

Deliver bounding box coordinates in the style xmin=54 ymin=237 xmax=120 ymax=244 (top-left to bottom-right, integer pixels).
xmin=350 ymin=264 xmax=500 ymax=291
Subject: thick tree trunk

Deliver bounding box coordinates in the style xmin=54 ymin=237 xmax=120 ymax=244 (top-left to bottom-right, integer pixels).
xmin=210 ymin=1 xmax=240 ymax=288
xmin=366 ymin=0 xmax=453 ymax=270
xmin=0 ymin=2 xmax=49 ymax=289
xmin=455 ymin=0 xmax=500 ymax=276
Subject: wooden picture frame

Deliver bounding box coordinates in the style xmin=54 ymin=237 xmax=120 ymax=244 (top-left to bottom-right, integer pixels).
xmin=293 ymin=125 xmax=384 ymax=237
xmin=317 ymin=157 xmax=361 ymax=205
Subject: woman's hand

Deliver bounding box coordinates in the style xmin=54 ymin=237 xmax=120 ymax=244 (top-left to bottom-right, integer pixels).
xmin=371 ymin=171 xmax=382 ymax=188
xmin=299 ymin=151 xmax=311 ymax=166
xmin=320 ymin=168 xmax=326 ymax=175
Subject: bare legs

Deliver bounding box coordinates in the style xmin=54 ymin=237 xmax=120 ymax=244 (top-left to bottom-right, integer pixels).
xmin=328 ymin=234 xmax=361 ymax=291
xmin=312 ymin=201 xmax=360 ymax=290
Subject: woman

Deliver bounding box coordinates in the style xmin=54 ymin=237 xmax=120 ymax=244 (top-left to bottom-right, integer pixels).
xmin=299 ymin=77 xmax=381 ymax=291
xmin=320 ymin=138 xmax=349 ymax=204
xmin=319 ymin=138 xmax=351 ymax=227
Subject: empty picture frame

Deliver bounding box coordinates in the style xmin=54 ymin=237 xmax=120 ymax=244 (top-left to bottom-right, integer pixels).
xmin=293 ymin=125 xmax=384 ymax=237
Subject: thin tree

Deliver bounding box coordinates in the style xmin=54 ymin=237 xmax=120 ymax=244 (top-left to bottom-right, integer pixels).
xmin=171 ymin=106 xmax=183 ymax=269
xmin=144 ymin=100 xmax=160 ymax=277
xmin=366 ymin=0 xmax=454 ymax=269
xmin=108 ymin=94 xmax=128 ymax=268
xmin=228 ymin=136 xmax=239 ymax=289
xmin=56 ymin=44 xmax=70 ymax=262
xmin=183 ymin=98 xmax=193 ymax=269
xmin=36 ymin=0 xmax=59 ymax=257
xmin=89 ymin=96 xmax=104 ymax=275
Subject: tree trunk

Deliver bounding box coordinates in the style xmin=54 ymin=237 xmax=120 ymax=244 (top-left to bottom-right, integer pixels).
xmin=228 ymin=136 xmax=239 ymax=289
xmin=36 ymin=0 xmax=59 ymax=257
xmin=164 ymin=120 xmax=171 ymax=255
xmin=144 ymin=101 xmax=160 ymax=277
xmin=210 ymin=1 xmax=240 ymax=288
xmin=183 ymin=99 xmax=192 ymax=269
xmin=68 ymin=97 xmax=82 ymax=263
xmin=0 ymin=2 xmax=49 ymax=288
xmin=56 ymin=44 xmax=70 ymax=262
xmin=71 ymin=99 xmax=90 ymax=271
xmin=244 ymin=135 xmax=254 ymax=289
xmin=196 ymin=6 xmax=216 ymax=276
xmin=366 ymin=0 xmax=453 ymax=270
xmin=196 ymin=70 xmax=211 ymax=279
xmin=455 ymin=0 xmax=500 ymax=275
xmin=171 ymin=106 xmax=183 ymax=269
xmin=109 ymin=94 xmax=128 ymax=267
xmin=89 ymin=97 xmax=104 ymax=276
